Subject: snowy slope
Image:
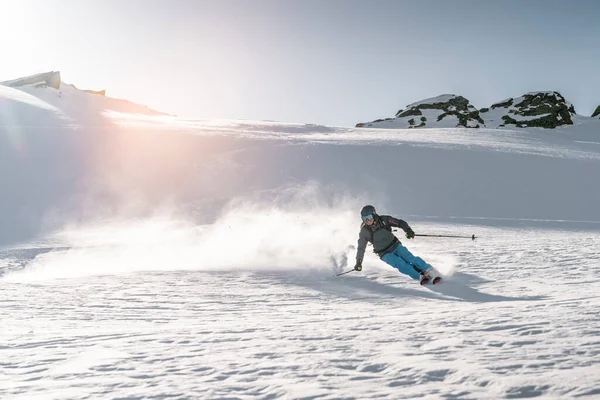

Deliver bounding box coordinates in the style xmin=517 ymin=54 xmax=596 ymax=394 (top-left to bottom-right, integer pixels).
xmin=0 ymin=84 xmax=70 ymax=127
xmin=1 ymin=72 xmax=165 ymax=128
xmin=2 ymin=80 xmax=600 ymax=399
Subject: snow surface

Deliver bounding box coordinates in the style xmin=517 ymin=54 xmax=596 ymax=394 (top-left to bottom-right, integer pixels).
xmin=405 ymin=94 xmax=459 ymax=108
xmin=2 ymin=83 xmax=600 ymax=399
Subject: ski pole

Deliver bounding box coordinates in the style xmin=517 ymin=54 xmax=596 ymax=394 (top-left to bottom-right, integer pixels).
xmin=392 ymin=229 xmax=477 ymax=240
xmin=415 ymin=233 xmax=477 ymax=240
xmin=336 ymin=269 xmax=356 ymax=276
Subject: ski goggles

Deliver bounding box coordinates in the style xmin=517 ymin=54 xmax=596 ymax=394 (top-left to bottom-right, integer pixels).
xmin=361 ymin=214 xmax=374 ymax=222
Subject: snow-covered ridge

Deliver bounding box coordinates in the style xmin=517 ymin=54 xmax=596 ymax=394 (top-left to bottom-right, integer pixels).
xmin=405 ymin=94 xmax=462 ymax=108
xmin=0 ymin=71 xmax=165 ymax=127
xmin=356 ymin=94 xmax=484 ymax=129
xmin=1 ymin=71 xmax=62 ymax=89
xmin=481 ymin=91 xmax=575 ymax=129
xmin=358 ymin=91 xmax=600 ymax=130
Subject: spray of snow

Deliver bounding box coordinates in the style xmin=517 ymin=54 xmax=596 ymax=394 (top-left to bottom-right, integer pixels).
xmin=5 ymin=182 xmax=463 ymax=283
xmin=4 ymin=185 xmax=373 ymax=282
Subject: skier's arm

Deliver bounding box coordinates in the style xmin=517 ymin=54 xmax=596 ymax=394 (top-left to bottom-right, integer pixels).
xmin=355 ymin=227 xmax=369 ymax=265
xmin=384 ymin=215 xmax=415 ymax=236
xmin=384 ymin=215 xmax=411 ymax=231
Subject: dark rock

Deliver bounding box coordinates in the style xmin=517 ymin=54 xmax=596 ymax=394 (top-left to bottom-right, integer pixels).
xmin=491 ymin=98 xmax=513 ymax=109
xmin=396 ymin=108 xmax=422 ymax=118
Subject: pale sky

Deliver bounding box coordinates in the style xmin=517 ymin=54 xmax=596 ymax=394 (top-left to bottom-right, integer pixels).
xmin=2 ymin=0 xmax=599 ymax=126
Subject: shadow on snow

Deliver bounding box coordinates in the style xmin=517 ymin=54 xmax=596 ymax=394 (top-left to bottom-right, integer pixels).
xmin=264 ymin=270 xmax=546 ymax=304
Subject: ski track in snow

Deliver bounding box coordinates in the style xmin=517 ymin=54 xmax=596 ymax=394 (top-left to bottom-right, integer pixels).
xmin=2 ymin=224 xmax=600 ymax=399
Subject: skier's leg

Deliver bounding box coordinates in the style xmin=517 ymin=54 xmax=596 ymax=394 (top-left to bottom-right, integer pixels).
xmin=380 ymin=252 xmax=421 ymax=280
xmin=392 ymin=244 xmax=433 ymax=273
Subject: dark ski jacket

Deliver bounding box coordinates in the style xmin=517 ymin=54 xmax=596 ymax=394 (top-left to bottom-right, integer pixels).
xmin=356 ymin=215 xmax=412 ymax=264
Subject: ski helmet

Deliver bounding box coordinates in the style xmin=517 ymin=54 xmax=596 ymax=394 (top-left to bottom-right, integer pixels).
xmin=360 ymin=205 xmax=376 ymax=218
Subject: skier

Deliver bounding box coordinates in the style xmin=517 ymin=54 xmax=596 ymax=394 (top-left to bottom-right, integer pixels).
xmin=354 ymin=205 xmax=440 ymax=285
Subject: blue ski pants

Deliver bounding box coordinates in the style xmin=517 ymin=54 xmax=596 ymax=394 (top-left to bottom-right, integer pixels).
xmin=381 ymin=244 xmax=432 ymax=280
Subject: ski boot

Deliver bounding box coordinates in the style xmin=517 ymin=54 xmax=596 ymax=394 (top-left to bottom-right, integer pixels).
xmin=419 ymin=272 xmax=432 ymax=285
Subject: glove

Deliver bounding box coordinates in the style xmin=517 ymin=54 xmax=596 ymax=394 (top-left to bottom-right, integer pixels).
xmin=354 ymin=262 xmax=362 ymax=271
xmin=405 ymin=229 xmax=415 ymax=239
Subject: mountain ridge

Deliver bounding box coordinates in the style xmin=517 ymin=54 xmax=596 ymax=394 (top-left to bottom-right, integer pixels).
xmin=2 ymin=71 xmax=598 ymax=130
xmin=1 ymin=71 xmax=167 ymax=126
xmin=358 ymin=92 xmax=600 ymax=130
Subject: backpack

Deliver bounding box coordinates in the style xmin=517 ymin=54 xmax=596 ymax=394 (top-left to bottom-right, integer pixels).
xmin=364 ymin=215 xmax=391 ymax=243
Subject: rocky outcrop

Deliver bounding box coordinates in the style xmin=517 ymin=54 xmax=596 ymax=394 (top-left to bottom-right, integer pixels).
xmin=356 ymin=91 xmax=593 ymax=130
xmin=478 ymin=91 xmax=575 ymax=129
xmin=356 ymin=94 xmax=484 ymax=129
xmin=84 ymin=89 xmax=106 ymax=96
xmin=2 ymin=71 xmax=61 ymax=89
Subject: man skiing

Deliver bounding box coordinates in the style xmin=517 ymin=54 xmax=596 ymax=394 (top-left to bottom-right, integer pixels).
xmin=354 ymin=205 xmax=440 ymax=285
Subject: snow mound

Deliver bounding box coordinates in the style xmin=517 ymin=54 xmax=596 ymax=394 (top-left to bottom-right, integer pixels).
xmin=356 ymin=94 xmax=483 ymax=129
xmin=405 ymin=94 xmax=462 ymax=108
xmin=481 ymin=91 xmax=576 ymax=129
